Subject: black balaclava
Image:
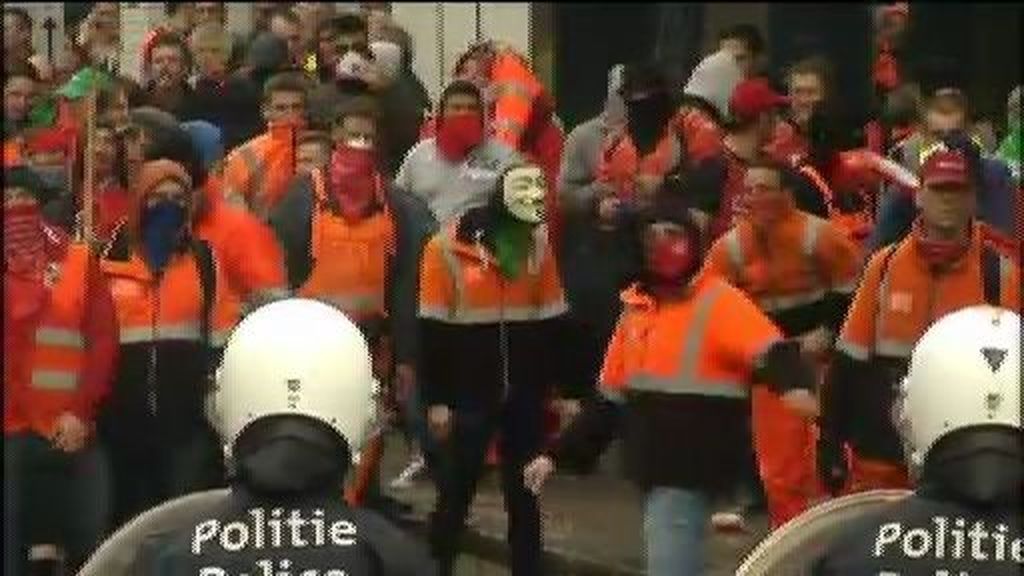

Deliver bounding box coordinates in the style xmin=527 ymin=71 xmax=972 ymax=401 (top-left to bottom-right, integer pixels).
xmin=921 ymin=427 xmax=1023 ymax=507
xmin=622 ymin=63 xmax=676 ymax=156
xmin=233 ymin=415 xmax=351 ymax=498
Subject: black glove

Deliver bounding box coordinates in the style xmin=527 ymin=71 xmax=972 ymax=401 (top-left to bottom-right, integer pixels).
xmin=817 ymin=434 xmax=849 ymax=496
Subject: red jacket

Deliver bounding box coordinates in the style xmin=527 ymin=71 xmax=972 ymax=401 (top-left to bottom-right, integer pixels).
xmin=4 ymin=233 xmax=118 ymax=436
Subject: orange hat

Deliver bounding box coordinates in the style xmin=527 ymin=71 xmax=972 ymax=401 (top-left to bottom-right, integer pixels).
xmin=132 ymin=159 xmax=193 ymax=199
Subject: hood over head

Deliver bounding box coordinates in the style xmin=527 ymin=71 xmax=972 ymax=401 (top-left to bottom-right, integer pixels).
xmin=128 ymin=158 xmax=197 ymax=235
xmin=683 ymin=49 xmax=744 ymax=122
xmin=604 ymin=64 xmax=626 ymax=127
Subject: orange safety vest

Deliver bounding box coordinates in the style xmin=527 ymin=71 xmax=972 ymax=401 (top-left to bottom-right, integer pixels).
xmin=600 ymin=277 xmax=781 ymax=401
xmin=799 ymin=164 xmax=874 ymax=244
xmin=836 ymin=224 xmax=1020 ymax=362
xmin=710 ymin=211 xmax=861 ymax=315
xmin=597 ymin=130 xmax=681 ymax=202
xmin=490 ymin=50 xmax=545 ymax=151
xmin=20 ymin=244 xmax=91 ymax=435
xmin=297 ymin=169 xmax=394 ymax=321
xmin=222 ymin=127 xmax=298 ymax=220
xmin=419 ymin=221 xmax=567 ymax=324
xmin=102 ymin=249 xmax=234 ymax=347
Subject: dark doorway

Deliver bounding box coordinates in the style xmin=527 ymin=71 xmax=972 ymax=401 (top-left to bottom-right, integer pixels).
xmin=768 ymin=3 xmax=873 ymax=126
xmin=553 ymin=3 xmax=660 ymax=130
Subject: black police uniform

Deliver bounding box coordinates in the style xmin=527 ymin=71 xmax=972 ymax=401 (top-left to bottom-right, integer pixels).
xmin=130 ymin=486 xmax=435 ymax=576
xmin=813 ymin=485 xmax=1023 ymax=575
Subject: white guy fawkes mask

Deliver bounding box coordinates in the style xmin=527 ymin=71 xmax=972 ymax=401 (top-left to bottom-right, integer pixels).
xmin=502 ymin=165 xmax=546 ymax=224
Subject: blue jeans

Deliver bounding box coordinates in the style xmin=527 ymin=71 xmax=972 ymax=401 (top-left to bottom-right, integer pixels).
xmin=643 ymin=487 xmax=710 ymax=576
xmin=3 ymin=433 xmax=112 ymax=575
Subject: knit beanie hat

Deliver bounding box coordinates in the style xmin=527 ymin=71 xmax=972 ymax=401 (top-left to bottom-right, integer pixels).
xmin=132 ymin=159 xmax=193 ymax=200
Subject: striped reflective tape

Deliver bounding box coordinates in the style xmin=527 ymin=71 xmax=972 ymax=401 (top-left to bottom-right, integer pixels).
xmin=31 ymin=370 xmax=79 ymax=391
xmin=757 ymin=289 xmax=830 ymax=313
xmin=876 ymin=338 xmax=914 ymax=358
xmin=419 ymin=301 xmax=568 ymax=325
xmin=626 ymin=281 xmax=748 ymax=399
xmin=314 ymin=293 xmax=384 ymax=314
xmin=836 ymin=339 xmax=870 ymax=361
xmin=35 ymin=327 xmax=85 ymax=348
xmin=120 ymin=322 xmax=202 ymax=343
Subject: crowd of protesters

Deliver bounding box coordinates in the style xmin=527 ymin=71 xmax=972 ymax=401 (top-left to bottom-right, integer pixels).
xmin=3 ymin=2 xmax=1021 ymax=575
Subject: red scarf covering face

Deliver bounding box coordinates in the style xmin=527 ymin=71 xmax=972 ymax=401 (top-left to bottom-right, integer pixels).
xmin=913 ymin=218 xmax=971 ymax=268
xmin=4 ymin=202 xmax=50 ymax=319
xmin=329 ymin=145 xmax=379 ymax=223
xmin=436 ymin=113 xmax=484 ymax=162
xmin=4 ymin=203 xmax=46 ymax=278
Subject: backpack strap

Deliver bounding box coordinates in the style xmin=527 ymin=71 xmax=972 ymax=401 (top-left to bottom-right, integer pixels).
xmin=870 ymin=243 xmax=901 ymax=358
xmin=981 ymin=244 xmax=1002 ymax=307
xmin=192 ymin=239 xmax=217 ymax=375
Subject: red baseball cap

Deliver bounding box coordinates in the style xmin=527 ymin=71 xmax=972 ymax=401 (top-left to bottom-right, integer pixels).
xmin=730 ymin=78 xmax=789 ymax=122
xmin=920 ymin=150 xmax=971 ymax=188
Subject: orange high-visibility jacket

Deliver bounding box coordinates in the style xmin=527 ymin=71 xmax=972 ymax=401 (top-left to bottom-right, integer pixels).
xmin=703 ymin=210 xmax=862 ymax=329
xmin=102 ymin=250 xmax=236 ymax=348
xmin=297 ymin=168 xmax=395 ymax=321
xmin=221 ymin=126 xmax=298 ymax=220
xmin=419 ymin=221 xmax=567 ymax=325
xmin=597 ymin=109 xmax=723 ymax=202
xmin=600 ymin=277 xmax=782 ymax=401
xmin=489 ymin=50 xmax=546 ymax=151
xmin=837 ymin=223 xmax=1020 ymax=363
xmin=827 ymin=222 xmax=1020 ymax=464
xmin=4 ymin=244 xmax=118 ymax=436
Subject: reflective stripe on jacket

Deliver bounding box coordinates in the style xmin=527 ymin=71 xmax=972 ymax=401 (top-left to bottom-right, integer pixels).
xmin=103 ymin=250 xmax=234 ymax=347
xmin=600 ymin=277 xmax=782 ymax=402
xmin=799 ymin=164 xmax=874 ymax=244
xmin=222 ymin=128 xmax=298 ymax=220
xmin=297 ymin=168 xmax=395 ymax=321
xmin=418 ymin=221 xmax=567 ymax=325
xmin=19 ymin=245 xmax=87 ymax=432
xmin=707 ymin=210 xmax=861 ymax=317
xmin=837 ymin=223 xmax=1020 ymax=362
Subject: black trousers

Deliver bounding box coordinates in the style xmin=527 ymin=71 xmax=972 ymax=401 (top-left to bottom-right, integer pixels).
xmin=429 ymin=380 xmax=547 ymax=576
xmin=104 ymin=423 xmax=225 ymax=528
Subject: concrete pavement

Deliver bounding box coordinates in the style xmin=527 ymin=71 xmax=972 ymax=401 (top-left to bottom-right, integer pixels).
xmin=378 ymin=435 xmax=769 ymax=575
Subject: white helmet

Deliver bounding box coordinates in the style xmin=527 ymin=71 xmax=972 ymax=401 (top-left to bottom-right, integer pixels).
xmin=898 ymin=306 xmax=1021 ymax=468
xmin=210 ymin=299 xmax=379 ymax=462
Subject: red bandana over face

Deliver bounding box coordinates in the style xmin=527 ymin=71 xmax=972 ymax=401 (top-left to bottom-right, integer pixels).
xmin=4 ymin=203 xmax=46 ymax=277
xmin=436 ymin=113 xmax=484 ymax=162
xmin=329 ymin=145 xmax=378 ymax=222
xmin=646 ymin=229 xmax=699 ymax=285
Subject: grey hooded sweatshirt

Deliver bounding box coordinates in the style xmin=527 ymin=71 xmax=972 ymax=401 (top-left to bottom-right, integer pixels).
xmin=556 ymin=65 xmax=639 ymax=339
